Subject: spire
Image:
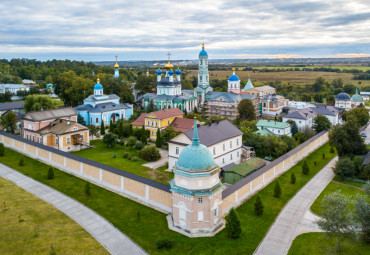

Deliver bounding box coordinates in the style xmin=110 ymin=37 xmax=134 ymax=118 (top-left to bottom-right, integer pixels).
xmin=97 ymin=77 xmax=100 ymax=84
xmin=202 ymin=38 xmax=205 ymax=50
xmin=356 ymin=86 xmax=359 ymax=95
xmin=114 ymin=55 xmax=119 ymax=68
xmin=232 ymin=67 xmax=235 ymax=75
xmin=192 ymin=118 xmax=200 ymax=146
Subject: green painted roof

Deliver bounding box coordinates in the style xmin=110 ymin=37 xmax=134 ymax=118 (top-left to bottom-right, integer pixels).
xmin=256 ymin=120 xmax=290 ymax=129
xmin=351 ymin=87 xmax=363 ymax=101
xmin=254 ymin=128 xmax=274 ymax=136
xmin=242 ymin=78 xmax=254 ymax=91
xmin=225 ymin=158 xmax=266 ymax=176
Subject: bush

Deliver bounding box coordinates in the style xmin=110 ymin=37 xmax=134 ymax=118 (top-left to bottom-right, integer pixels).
xmin=135 ymin=141 xmax=144 ymax=150
xmin=85 ymin=182 xmax=91 ymax=196
xmin=113 ymin=153 xmax=117 ymax=158
xmin=225 ymin=208 xmax=242 ymax=238
xmin=302 ymin=160 xmax=310 ymax=175
xmin=18 ymin=155 xmax=24 ymax=166
xmin=274 ymin=180 xmax=281 ymax=198
xmin=0 ymin=143 xmax=5 ymax=156
xmin=127 ymin=155 xmax=132 ymax=160
xmin=123 ymin=152 xmax=129 ymax=158
xmin=290 ymin=172 xmax=296 ymax=184
xmin=131 ymin=156 xmax=139 ymax=162
xmin=254 ymin=194 xmax=264 ymax=216
xmin=138 ymin=146 xmax=161 ymax=161
xmin=156 ymin=238 xmax=173 ymax=249
xmin=126 ymin=136 xmax=137 ymax=147
xmin=47 ymin=166 xmax=54 ymax=180
xmin=119 ymin=140 xmax=125 ymax=146
xmin=330 ymin=146 xmax=335 ymax=154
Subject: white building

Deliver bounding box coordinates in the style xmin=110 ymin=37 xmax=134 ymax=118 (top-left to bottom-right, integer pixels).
xmin=0 ymin=84 xmax=29 ymax=94
xmin=285 ymin=101 xmax=315 ymax=111
xmin=168 ymin=120 xmax=243 ymax=170
xmin=255 ymin=119 xmax=291 ymax=137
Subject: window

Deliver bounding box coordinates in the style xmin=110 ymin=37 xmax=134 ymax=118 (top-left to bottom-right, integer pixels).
xmin=56 ymin=138 xmax=58 ymax=144
xmin=278 ymin=130 xmax=280 ymax=133
xmin=176 ymin=147 xmax=179 ymax=155
xmin=200 ymin=76 xmax=202 ymax=82
xmin=96 ymin=118 xmax=98 ymax=123
xmin=237 ymin=151 xmax=239 ymax=157
xmin=198 ymin=211 xmax=203 ymax=222
xmin=32 ymin=136 xmax=35 ymax=141
xmin=214 ymin=208 xmax=218 ymax=216
xmin=90 ymin=118 xmax=92 ymax=123
xmin=66 ymin=137 xmax=70 ymax=144
xmin=222 ymin=158 xmax=225 ymax=163
xmin=26 ymin=134 xmax=29 ymax=140
xmin=151 ymin=131 xmax=154 ymax=135
xmin=230 ymin=154 xmax=233 ymax=160
xmin=206 ymin=76 xmax=208 ymax=82
xmin=213 ymin=147 xmax=216 ymax=155
xmin=151 ymin=121 xmax=153 ymax=126
xmin=223 ymin=143 xmax=225 ymax=151
xmin=168 ymin=120 xmax=170 ymax=125
xmin=230 ymin=141 xmax=232 ymax=148
xmin=237 ymin=139 xmax=239 ymax=146
xmin=299 ymin=121 xmax=301 ymax=124
xmin=155 ymin=122 xmax=157 ymax=127
xmin=81 ymin=135 xmax=84 ymax=141
xmin=72 ymin=127 xmax=78 ymax=131
xmin=198 ymin=198 xmax=203 ymax=204
xmin=200 ymin=60 xmax=203 ymax=65
xmin=148 ymin=121 xmax=150 ymax=125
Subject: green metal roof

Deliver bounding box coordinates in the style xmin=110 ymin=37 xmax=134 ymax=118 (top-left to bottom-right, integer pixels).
xmin=254 ymin=129 xmax=274 ymax=136
xmin=256 ymin=120 xmax=290 ymax=129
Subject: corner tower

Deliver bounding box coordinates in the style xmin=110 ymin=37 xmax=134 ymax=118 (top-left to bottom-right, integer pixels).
xmin=114 ymin=55 xmax=119 ymax=78
xmin=170 ymin=119 xmax=223 ymax=236
xmin=194 ymin=41 xmax=213 ymax=105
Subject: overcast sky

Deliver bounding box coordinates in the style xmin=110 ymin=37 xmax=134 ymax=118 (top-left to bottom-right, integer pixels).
xmin=1 ymin=0 xmax=370 ymax=61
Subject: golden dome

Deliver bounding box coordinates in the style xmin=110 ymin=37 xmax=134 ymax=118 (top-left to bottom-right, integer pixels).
xmin=165 ymin=60 xmax=173 ymax=71
xmin=114 ymin=55 xmax=119 ymax=68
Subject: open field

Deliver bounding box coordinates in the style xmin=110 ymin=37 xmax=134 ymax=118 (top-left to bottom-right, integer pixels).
xmin=251 ymin=66 xmax=370 ymax=71
xmin=0 ymin=143 xmax=335 ymax=254
xmin=186 ymin=70 xmax=370 ymax=87
xmin=72 ymin=140 xmax=173 ymax=185
xmin=0 ymin=177 xmax=107 ymax=255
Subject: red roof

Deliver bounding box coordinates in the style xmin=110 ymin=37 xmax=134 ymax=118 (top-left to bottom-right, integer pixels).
xmin=131 ymin=113 xmax=147 ymax=126
xmin=170 ymin=118 xmax=196 ymax=132
xmin=146 ymin=108 xmax=184 ymax=120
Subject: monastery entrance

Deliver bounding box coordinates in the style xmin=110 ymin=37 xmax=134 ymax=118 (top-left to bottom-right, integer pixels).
xmin=111 ymin=113 xmax=119 ymax=123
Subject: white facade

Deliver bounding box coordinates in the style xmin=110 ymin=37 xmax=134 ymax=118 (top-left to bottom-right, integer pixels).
xmin=168 ymin=134 xmax=243 ymax=170
xmin=283 ymin=116 xmax=313 ymax=131
xmin=0 ymin=84 xmax=29 ymax=94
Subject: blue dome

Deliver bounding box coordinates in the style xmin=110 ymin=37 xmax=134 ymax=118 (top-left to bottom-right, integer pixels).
xmin=228 ymin=74 xmax=240 ymax=81
xmin=156 ymin=69 xmax=162 ymax=75
xmin=199 ymin=50 xmax=208 ymax=57
xmin=336 ymin=92 xmax=351 ymax=101
xmin=176 ymin=120 xmax=217 ymax=172
xmin=168 ymin=70 xmax=174 ymax=75
xmin=176 ymin=69 xmax=181 ymax=75
xmin=94 ymin=83 xmax=103 ymax=90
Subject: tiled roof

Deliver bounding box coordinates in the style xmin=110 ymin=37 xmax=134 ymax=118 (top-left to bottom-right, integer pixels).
xmin=0 ymin=101 xmax=24 ymax=111
xmin=169 ymin=117 xmax=195 ymax=132
xmin=146 ymin=108 xmax=184 ymax=120
xmin=309 ymin=106 xmax=339 ymax=116
xmin=256 ymin=120 xmax=290 ymax=129
xmin=131 ymin=113 xmax=147 ymax=126
xmin=182 ymin=120 xmax=243 ymax=147
xmin=25 ymin=107 xmax=77 ymax=121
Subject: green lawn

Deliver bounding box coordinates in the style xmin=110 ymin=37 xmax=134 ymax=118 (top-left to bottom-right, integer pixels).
xmin=0 ymin=177 xmax=108 ymax=255
xmin=0 ymin=142 xmax=336 ymax=254
xmin=288 ymin=233 xmax=369 ymax=255
xmin=72 ymin=140 xmax=173 ymax=185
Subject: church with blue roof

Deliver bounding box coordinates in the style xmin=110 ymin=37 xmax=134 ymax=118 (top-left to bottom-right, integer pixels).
xmin=75 ymin=78 xmax=133 ymax=126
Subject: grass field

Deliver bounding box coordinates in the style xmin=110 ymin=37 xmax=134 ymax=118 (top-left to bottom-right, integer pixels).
xmin=0 ymin=177 xmax=108 ymax=255
xmin=186 ymin=70 xmax=370 ymax=87
xmin=0 ymin=143 xmax=335 ymax=255
xmin=251 ymin=66 xmax=370 ymax=71
xmin=72 ymin=140 xmax=173 ymax=185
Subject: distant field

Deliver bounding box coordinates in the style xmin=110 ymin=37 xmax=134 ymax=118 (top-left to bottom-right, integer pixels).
xmin=250 ymin=66 xmax=370 ymax=71
xmin=186 ymin=70 xmax=370 ymax=87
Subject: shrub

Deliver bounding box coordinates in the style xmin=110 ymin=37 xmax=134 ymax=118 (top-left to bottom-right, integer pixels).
xmin=290 ymin=172 xmax=296 ymax=184
xmin=126 ymin=136 xmax=137 ymax=147
xmin=18 ymin=155 xmax=24 ymax=166
xmin=131 ymin=156 xmax=139 ymax=162
xmin=85 ymin=182 xmax=91 ymax=196
xmin=0 ymin=143 xmax=5 ymax=156
xmin=225 ymin=208 xmax=242 ymax=238
xmin=322 ymin=153 xmax=325 ymax=159
xmin=302 ymin=160 xmax=310 ymax=175
xmin=127 ymin=155 xmax=132 ymax=160
xmin=156 ymin=238 xmax=173 ymax=249
xmin=274 ymin=180 xmax=281 ymax=198
xmin=47 ymin=166 xmax=54 ymax=180
xmin=135 ymin=141 xmax=144 ymax=150
xmin=123 ymin=152 xmax=129 ymax=158
xmin=330 ymin=146 xmax=335 ymax=154
xmin=113 ymin=153 xmax=117 ymax=158
xmin=254 ymin=194 xmax=264 ymax=216
xmin=138 ymin=146 xmax=161 ymax=161
xmin=120 ymin=140 xmax=125 ymax=146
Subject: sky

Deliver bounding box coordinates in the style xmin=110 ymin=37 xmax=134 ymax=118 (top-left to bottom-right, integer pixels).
xmin=1 ymin=0 xmax=370 ymax=61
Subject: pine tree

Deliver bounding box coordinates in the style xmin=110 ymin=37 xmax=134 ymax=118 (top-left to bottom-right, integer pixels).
xmin=302 ymin=160 xmax=310 ymax=175
xmin=225 ymin=208 xmax=242 ymax=238
xmin=274 ymin=180 xmax=281 ymax=198
xmin=0 ymin=143 xmax=4 ymax=156
xmin=194 ymin=106 xmax=198 ymax=113
xmin=18 ymin=155 xmax=24 ymax=166
xmin=290 ymin=172 xmax=296 ymax=184
xmin=254 ymin=194 xmax=264 ymax=216
xmin=291 ymin=122 xmax=298 ymax=135
xmin=47 ymin=166 xmax=54 ymax=180
xmin=184 ymin=108 xmax=188 ymax=116
xmin=141 ymin=125 xmax=147 ymax=144
xmin=156 ymin=128 xmax=162 ymax=148
xmin=85 ymin=182 xmax=91 ymax=196
xmin=100 ymin=120 xmax=105 ymax=135
xmin=109 ymin=120 xmax=114 ymax=133
xmin=118 ymin=122 xmax=124 ymax=138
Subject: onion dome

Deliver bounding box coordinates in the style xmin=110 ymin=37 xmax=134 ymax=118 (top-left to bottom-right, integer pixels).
xmin=199 ymin=42 xmax=208 ymax=57
xmin=165 ymin=60 xmax=173 ymax=71
xmin=156 ymin=69 xmax=162 ymax=75
xmin=114 ymin=62 xmax=119 ymax=68
xmin=176 ymin=69 xmax=181 ymax=75
xmin=228 ymin=68 xmax=240 ymax=81
xmin=94 ymin=78 xmax=103 ymax=90
xmin=336 ymin=92 xmax=351 ymax=101
xmin=351 ymin=87 xmax=363 ymax=101
xmin=176 ymin=120 xmax=217 ymax=172
xmin=168 ymin=69 xmax=174 ymax=75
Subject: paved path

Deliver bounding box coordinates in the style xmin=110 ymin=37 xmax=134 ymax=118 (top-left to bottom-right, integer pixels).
xmin=0 ymin=163 xmax=147 ymax=255
xmin=254 ymin=157 xmax=338 ymax=255
xmin=143 ymin=148 xmax=168 ymax=169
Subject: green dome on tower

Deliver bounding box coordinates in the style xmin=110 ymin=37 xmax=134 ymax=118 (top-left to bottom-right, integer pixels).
xmin=176 ymin=120 xmax=217 ymax=172
xmin=351 ymin=87 xmax=363 ymax=101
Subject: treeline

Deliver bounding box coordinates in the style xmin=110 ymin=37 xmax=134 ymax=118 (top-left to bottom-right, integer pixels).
xmin=242 ymin=66 xmax=369 ymax=74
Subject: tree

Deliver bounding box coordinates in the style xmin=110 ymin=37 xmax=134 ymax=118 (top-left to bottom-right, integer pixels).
xmin=238 ymin=99 xmax=256 ymax=121
xmin=302 ymin=160 xmax=310 ymax=175
xmin=225 ymin=208 xmax=242 ymax=239
xmin=141 ymin=125 xmax=147 ymax=144
xmin=254 ymin=194 xmax=264 ymax=216
xmin=88 ymin=124 xmax=100 ymax=139
xmin=274 ymin=180 xmax=281 ymax=198
xmin=313 ymin=77 xmax=326 ymax=92
xmin=156 ymin=128 xmax=162 ymax=148
xmin=47 ymin=166 xmax=54 ymax=180
xmin=184 ymin=108 xmax=188 ymax=116
xmin=333 ymin=157 xmax=355 ymax=180
xmin=128 ymin=124 xmax=133 ymax=137
xmin=290 ymin=121 xmax=298 ymax=135
xmin=194 ymin=106 xmax=198 ymax=114
xmin=100 ymin=120 xmax=105 ymax=135
xmin=77 ymin=114 xmax=86 ymax=126
xmin=24 ymin=95 xmax=56 ymax=112
xmin=85 ymin=182 xmax=91 ymax=196
xmin=343 ymin=107 xmax=369 ymax=127
xmin=147 ymin=99 xmax=155 ymax=112
xmin=0 ymin=143 xmax=4 ymax=156
xmin=354 ymin=188 xmax=370 ymax=243
xmin=109 ymin=120 xmax=114 ymax=133
xmin=118 ymin=122 xmax=124 ymax=138
xmin=290 ymin=172 xmax=296 ymax=184
xmin=293 ymin=132 xmax=307 ymax=143
xmin=0 ymin=111 xmax=18 ymax=134
xmin=138 ymin=145 xmax=161 ymax=161
xmin=332 ymin=78 xmax=343 ymax=88
xmin=315 ymin=191 xmax=355 ymax=252
xmin=126 ymin=136 xmax=137 ymax=147
xmin=162 ymin=126 xmax=181 ymax=143
xmin=103 ymin=133 xmax=117 ymax=148
xmin=313 ymin=114 xmax=331 ymax=133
